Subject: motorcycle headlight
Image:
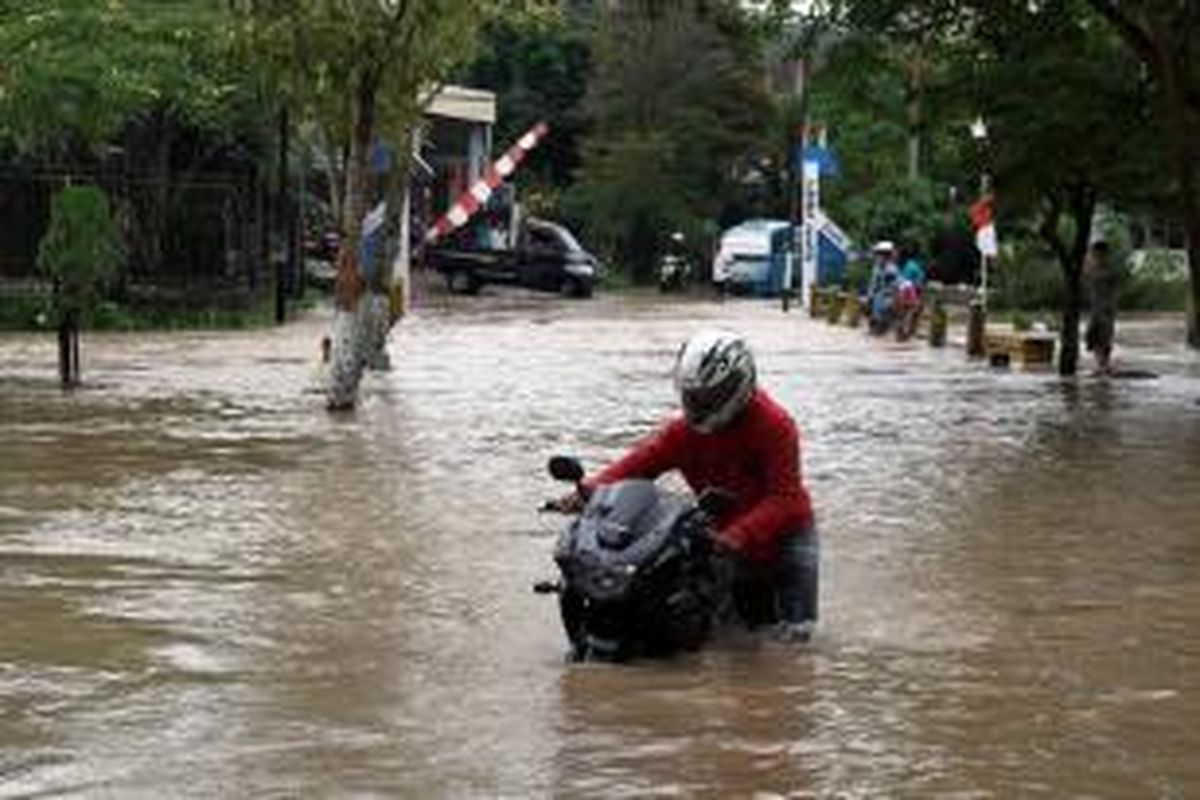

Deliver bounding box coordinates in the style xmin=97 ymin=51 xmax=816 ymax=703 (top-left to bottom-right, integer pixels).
xmin=587 ymin=563 xmax=637 ymax=599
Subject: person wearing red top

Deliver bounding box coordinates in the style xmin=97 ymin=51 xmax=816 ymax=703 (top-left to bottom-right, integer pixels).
xmin=567 ymin=329 xmax=818 ymax=641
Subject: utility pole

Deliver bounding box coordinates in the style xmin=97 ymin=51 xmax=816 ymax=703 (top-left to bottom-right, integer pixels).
xmin=784 ymin=6 xmax=823 ymax=313
xmin=786 ymin=56 xmax=811 ymax=313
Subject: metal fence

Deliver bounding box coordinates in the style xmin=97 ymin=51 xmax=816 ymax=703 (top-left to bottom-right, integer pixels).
xmin=0 ymin=162 xmax=280 ymax=311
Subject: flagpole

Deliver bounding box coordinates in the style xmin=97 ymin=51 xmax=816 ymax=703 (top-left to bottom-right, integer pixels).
xmin=970 ymin=117 xmax=990 ymax=311
xmin=981 ymin=252 xmax=988 ymax=311
xmin=979 ymin=179 xmax=990 ymax=312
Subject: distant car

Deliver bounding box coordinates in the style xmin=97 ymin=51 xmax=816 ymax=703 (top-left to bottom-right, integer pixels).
xmin=426 ymin=218 xmax=600 ymax=298
xmin=713 ymin=219 xmax=792 ymax=296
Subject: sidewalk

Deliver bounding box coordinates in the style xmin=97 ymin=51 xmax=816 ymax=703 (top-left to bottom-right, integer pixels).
xmin=938 ymin=310 xmax=1198 ymax=378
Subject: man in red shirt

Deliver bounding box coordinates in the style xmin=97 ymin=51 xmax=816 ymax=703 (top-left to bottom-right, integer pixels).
xmin=565 ymin=329 xmax=818 ymax=641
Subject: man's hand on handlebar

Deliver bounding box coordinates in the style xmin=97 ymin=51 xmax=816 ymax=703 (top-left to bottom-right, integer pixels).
xmin=542 ymin=491 xmax=586 ymax=513
xmin=709 ymin=530 xmax=744 ymax=559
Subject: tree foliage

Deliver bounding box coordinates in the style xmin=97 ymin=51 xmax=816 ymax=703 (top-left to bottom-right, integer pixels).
xmin=769 ymin=1 xmax=976 ymax=251
xmin=234 ymin=0 xmax=484 ymax=409
xmin=0 ymin=1 xmax=242 ymax=158
xmin=37 ymin=184 xmax=124 ymax=317
xmin=570 ymin=0 xmax=771 ymax=280
xmin=1082 ymin=0 xmax=1200 ymax=346
xmin=238 ymin=0 xmax=482 ymax=246
xmin=466 ymin=6 xmax=591 ymax=194
xmin=826 ymin=0 xmax=1190 ymax=368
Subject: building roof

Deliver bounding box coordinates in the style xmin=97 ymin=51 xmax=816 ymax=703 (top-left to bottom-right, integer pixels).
xmin=425 ymin=84 xmax=497 ymax=125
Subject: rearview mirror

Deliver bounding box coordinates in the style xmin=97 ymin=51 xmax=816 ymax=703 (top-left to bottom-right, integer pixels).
xmin=548 ymin=455 xmax=585 ymax=483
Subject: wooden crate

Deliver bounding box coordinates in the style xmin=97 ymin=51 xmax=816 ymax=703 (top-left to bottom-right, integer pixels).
xmin=983 ymin=330 xmax=1056 ymax=367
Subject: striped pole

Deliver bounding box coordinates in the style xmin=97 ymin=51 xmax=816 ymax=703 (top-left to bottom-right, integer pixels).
xmin=425 ymin=122 xmax=550 ymax=245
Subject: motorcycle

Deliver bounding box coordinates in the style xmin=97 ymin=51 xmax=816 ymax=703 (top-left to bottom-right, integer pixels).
xmin=658 ymin=232 xmax=692 ymax=293
xmin=658 ymin=253 xmax=692 ymax=292
xmin=534 ymin=456 xmax=731 ymax=662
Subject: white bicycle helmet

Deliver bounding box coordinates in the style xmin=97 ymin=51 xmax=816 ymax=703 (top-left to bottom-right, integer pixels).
xmin=675 ymin=329 xmax=757 ymax=433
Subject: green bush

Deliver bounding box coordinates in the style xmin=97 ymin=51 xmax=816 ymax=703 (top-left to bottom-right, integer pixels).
xmin=109 ymin=302 xmax=275 ymax=331
xmin=843 ymin=257 xmax=873 ymax=293
xmin=990 ymin=249 xmax=1065 ymax=312
xmin=89 ymin=300 xmax=136 ymax=330
xmin=1010 ymin=310 xmax=1034 ymax=331
xmin=0 ymin=293 xmax=53 ymax=331
xmin=0 ymin=290 xmax=289 ymax=332
xmin=840 ymin=176 xmax=944 ymax=252
xmin=37 ymin=185 xmax=125 ymax=322
xmin=989 ymin=244 xmax=1187 ymax=313
xmin=1120 ymin=251 xmax=1189 ymax=311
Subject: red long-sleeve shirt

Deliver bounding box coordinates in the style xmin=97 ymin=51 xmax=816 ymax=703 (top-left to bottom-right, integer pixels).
xmin=585 ymin=389 xmax=813 ymax=563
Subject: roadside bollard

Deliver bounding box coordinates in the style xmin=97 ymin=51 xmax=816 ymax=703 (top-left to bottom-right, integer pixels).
xmin=826 ymin=291 xmax=843 ymax=324
xmin=845 ymin=293 xmax=862 ymax=327
xmin=808 ymin=285 xmax=821 ymax=318
xmin=966 ymin=299 xmax=986 ymax=358
xmin=928 ymin=301 xmax=947 ymax=347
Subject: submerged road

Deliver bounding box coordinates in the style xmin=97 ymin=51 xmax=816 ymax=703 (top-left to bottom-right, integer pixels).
xmin=2 ymin=291 xmax=1199 ymax=797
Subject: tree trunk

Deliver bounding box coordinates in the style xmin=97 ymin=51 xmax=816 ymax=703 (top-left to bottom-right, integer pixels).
xmin=1084 ymin=2 xmax=1200 ymax=346
xmin=358 ymin=151 xmax=414 ymax=373
xmin=1060 ymin=268 xmax=1083 ymax=377
xmin=148 ymin=115 xmax=171 ymax=282
xmin=1167 ymin=110 xmax=1200 ymax=346
xmin=275 ymin=106 xmax=290 ymax=325
xmin=58 ymin=308 xmax=80 ymax=389
xmin=326 ymin=71 xmax=379 ymax=411
xmin=1189 ymin=248 xmax=1200 ymax=347
xmin=57 ymin=318 xmax=71 ymax=389
xmin=1042 ymin=186 xmax=1095 ymax=376
xmin=1185 ymin=193 xmax=1200 ymax=346
xmin=71 ymin=317 xmax=79 ymax=387
xmin=1157 ymin=64 xmax=1200 ymax=346
xmin=1144 ymin=11 xmax=1200 ymax=348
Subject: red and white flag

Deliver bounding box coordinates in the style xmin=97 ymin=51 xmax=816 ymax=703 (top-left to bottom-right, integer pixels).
xmin=970 ymin=193 xmax=999 ymax=258
xmin=425 ymin=121 xmax=550 ymax=245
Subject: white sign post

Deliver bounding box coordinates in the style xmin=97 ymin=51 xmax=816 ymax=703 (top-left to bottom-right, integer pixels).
xmin=800 ymin=160 xmax=820 ymax=306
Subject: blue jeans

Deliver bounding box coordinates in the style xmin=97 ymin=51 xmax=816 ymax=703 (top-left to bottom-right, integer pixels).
xmin=730 ymin=526 xmax=819 ymax=628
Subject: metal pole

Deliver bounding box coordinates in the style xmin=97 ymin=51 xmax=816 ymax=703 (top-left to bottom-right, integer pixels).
xmin=981 ymin=254 xmax=988 ymax=310
xmin=788 ymin=56 xmax=812 ymax=313
xmin=979 ymin=171 xmax=988 ymax=311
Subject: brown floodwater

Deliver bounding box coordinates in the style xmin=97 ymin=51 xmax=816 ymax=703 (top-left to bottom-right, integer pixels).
xmin=2 ymin=290 xmax=1199 ymax=798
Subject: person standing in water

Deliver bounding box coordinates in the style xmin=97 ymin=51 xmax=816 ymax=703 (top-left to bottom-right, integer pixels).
xmin=1085 ymin=240 xmax=1120 ymax=375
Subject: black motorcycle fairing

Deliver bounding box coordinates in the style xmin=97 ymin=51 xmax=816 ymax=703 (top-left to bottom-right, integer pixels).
xmin=554 ymin=480 xmax=692 ymax=599
xmin=551 ymin=479 xmax=724 ymax=661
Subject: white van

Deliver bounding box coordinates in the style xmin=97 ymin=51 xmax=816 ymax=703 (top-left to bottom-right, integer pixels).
xmin=712 ymin=219 xmax=791 ymax=294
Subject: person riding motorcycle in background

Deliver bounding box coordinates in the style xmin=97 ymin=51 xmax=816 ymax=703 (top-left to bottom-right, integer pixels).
xmin=558 ymin=329 xmax=818 ymax=641
xmin=659 ymin=231 xmax=692 ymax=292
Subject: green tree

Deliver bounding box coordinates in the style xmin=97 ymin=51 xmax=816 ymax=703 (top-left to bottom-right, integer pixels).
xmin=787 ymin=3 xmax=970 ymax=253
xmin=804 ymin=33 xmax=942 ymax=245
xmin=466 ymin=5 xmax=591 ymax=199
xmin=0 ymin=1 xmax=264 ymax=292
xmin=966 ymin=0 xmax=1165 ymax=374
xmin=37 ymin=185 xmax=125 ymax=388
xmin=839 ymin=0 xmax=1170 ymax=373
xmin=238 ymin=0 xmax=483 ymax=409
xmin=839 ymin=0 xmax=968 ymax=180
xmin=1083 ymin=0 xmax=1200 ymax=348
xmin=842 ymin=175 xmax=944 ymax=249
xmin=570 ymin=0 xmax=770 ymax=281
